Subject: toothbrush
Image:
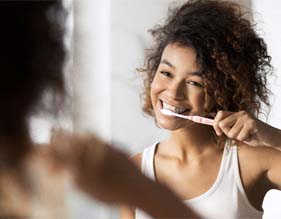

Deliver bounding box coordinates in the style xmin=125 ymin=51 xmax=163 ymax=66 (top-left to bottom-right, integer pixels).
xmin=161 ymin=108 xmax=214 ymax=126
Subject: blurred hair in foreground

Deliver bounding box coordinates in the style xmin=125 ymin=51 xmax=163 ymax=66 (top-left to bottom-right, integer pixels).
xmin=0 ymin=0 xmax=66 ymax=167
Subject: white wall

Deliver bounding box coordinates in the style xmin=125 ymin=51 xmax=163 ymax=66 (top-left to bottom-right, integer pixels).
xmin=72 ymin=0 xmax=111 ymax=140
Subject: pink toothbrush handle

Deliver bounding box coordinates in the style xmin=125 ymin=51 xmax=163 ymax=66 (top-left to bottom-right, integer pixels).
xmin=200 ymin=117 xmax=214 ymax=126
xmin=191 ymin=116 xmax=214 ymax=126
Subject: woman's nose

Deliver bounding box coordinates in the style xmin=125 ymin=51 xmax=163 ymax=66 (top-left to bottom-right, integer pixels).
xmin=166 ymin=80 xmax=186 ymax=100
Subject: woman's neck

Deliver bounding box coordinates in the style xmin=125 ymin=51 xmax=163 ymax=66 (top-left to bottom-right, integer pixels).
xmin=160 ymin=124 xmax=218 ymax=161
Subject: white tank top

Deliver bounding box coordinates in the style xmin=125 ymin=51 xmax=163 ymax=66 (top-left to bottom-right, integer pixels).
xmin=135 ymin=142 xmax=263 ymax=219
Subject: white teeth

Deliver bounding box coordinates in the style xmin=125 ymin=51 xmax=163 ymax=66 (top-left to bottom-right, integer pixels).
xmin=162 ymin=102 xmax=188 ymax=114
xmin=175 ymin=108 xmax=187 ymax=114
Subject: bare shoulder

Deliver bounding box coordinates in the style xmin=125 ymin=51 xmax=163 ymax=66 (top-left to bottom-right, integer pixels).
xmin=238 ymin=142 xmax=281 ymax=157
xmin=238 ymin=142 xmax=281 ymax=191
xmin=131 ymin=153 xmax=142 ymax=170
xmin=238 ymin=143 xmax=281 ymax=170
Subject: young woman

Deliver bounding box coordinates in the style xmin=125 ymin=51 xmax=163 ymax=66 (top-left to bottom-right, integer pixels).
xmin=121 ymin=0 xmax=281 ymax=218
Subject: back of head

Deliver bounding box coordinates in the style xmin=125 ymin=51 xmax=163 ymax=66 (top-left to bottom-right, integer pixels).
xmin=0 ymin=1 xmax=66 ymax=167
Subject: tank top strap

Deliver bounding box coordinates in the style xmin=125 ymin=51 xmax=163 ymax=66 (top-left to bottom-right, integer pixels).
xmin=230 ymin=144 xmax=263 ymax=214
xmin=223 ymin=143 xmax=236 ymax=174
xmin=141 ymin=142 xmax=158 ymax=180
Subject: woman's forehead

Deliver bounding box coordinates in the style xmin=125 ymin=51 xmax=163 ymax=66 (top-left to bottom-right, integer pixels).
xmin=160 ymin=43 xmax=202 ymax=75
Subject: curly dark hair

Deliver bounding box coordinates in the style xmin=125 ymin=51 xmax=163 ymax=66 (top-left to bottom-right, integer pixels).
xmin=139 ymin=0 xmax=272 ymax=122
xmin=0 ymin=0 xmax=66 ymax=167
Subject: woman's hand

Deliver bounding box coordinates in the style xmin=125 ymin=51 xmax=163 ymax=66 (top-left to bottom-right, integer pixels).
xmin=213 ymin=111 xmax=281 ymax=147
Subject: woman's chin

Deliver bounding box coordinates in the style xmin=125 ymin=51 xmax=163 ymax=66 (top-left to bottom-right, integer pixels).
xmin=156 ymin=119 xmax=183 ymax=131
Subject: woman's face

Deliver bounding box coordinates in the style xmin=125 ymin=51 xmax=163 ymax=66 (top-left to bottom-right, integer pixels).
xmin=150 ymin=43 xmax=206 ymax=131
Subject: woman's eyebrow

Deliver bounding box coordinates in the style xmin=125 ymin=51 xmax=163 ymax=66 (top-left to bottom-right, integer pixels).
xmin=160 ymin=59 xmax=203 ymax=77
xmin=160 ymin=59 xmax=175 ymax=69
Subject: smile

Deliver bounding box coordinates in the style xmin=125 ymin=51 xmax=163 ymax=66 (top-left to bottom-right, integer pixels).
xmin=162 ymin=101 xmax=190 ymax=114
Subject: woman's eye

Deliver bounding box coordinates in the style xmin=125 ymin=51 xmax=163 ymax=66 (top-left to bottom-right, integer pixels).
xmin=160 ymin=71 xmax=173 ymax=78
xmin=186 ymin=80 xmax=203 ymax=88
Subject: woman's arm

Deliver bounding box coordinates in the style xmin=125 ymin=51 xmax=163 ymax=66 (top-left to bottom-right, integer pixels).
xmin=263 ymin=147 xmax=281 ymax=190
xmin=121 ymin=176 xmax=199 ymax=219
xmin=135 ymin=179 xmax=199 ymax=218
